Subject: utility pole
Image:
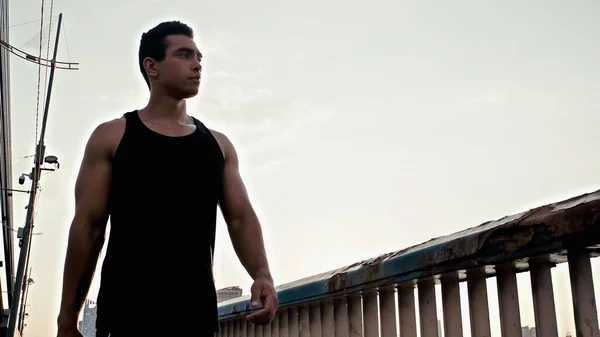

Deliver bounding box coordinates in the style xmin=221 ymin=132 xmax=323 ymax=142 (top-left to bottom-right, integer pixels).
xmin=17 ymin=267 xmax=32 ymax=335
xmin=5 ymin=13 xmax=63 ymax=337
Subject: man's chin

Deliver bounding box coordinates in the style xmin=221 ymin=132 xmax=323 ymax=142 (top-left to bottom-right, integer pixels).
xmin=180 ymin=88 xmax=200 ymax=99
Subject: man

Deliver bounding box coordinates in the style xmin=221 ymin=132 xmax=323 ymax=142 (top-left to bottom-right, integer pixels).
xmin=56 ymin=21 xmax=278 ymax=336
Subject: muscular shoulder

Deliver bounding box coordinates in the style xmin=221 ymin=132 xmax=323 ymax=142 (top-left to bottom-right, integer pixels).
xmin=208 ymin=129 xmax=236 ymax=161
xmin=87 ymin=118 xmax=126 ymax=159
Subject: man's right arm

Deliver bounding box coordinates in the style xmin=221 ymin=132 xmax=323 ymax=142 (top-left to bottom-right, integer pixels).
xmin=57 ymin=120 xmax=121 ymax=332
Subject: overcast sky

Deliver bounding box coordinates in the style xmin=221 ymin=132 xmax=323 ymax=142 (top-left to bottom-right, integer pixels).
xmin=4 ymin=0 xmax=600 ymax=336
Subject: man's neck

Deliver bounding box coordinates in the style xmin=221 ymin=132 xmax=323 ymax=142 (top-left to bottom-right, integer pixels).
xmin=141 ymin=90 xmax=188 ymax=122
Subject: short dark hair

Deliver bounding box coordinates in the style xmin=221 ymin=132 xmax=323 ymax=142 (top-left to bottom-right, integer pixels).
xmin=138 ymin=21 xmax=194 ymax=87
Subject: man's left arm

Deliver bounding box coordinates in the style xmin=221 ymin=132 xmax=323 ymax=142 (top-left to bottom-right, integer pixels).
xmin=216 ymin=131 xmax=278 ymax=324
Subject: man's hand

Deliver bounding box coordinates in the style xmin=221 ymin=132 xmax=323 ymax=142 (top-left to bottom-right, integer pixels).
xmin=246 ymin=278 xmax=278 ymax=325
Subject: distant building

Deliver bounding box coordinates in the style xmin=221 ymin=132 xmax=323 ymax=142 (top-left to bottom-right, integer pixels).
xmin=78 ymin=299 xmax=97 ymax=337
xmin=521 ymin=326 xmax=536 ymax=337
xmin=217 ymin=286 xmax=243 ymax=303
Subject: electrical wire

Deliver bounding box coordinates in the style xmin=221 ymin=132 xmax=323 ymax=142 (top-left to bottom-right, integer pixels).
xmin=34 ymin=0 xmax=45 ymax=144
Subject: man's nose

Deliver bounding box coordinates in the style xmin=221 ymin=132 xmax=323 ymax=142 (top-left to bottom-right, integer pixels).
xmin=193 ymin=61 xmax=202 ymax=72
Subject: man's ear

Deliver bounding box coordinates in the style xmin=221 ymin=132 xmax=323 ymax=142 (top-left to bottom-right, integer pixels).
xmin=144 ymin=57 xmax=159 ymax=79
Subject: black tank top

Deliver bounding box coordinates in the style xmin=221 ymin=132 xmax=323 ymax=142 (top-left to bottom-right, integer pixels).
xmin=96 ymin=110 xmax=224 ymax=333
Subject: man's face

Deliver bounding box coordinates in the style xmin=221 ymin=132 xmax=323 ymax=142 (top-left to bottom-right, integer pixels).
xmin=153 ymin=34 xmax=202 ymax=99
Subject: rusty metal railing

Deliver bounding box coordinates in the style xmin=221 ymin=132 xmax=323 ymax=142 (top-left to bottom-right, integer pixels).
xmin=218 ymin=190 xmax=600 ymax=337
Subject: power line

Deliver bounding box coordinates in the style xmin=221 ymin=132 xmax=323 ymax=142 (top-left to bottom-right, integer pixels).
xmin=34 ymin=0 xmax=46 ymax=144
xmin=41 ymin=0 xmax=55 ymax=143
xmin=8 ymin=16 xmax=56 ymax=29
xmin=0 ymin=30 xmax=79 ymax=70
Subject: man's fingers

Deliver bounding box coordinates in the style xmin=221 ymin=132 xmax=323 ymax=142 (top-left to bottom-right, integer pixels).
xmin=246 ymin=282 xmax=277 ymax=325
xmin=250 ymin=286 xmax=262 ymax=308
xmin=248 ymin=307 xmax=269 ymax=319
xmin=246 ymin=307 xmax=270 ymax=321
xmin=262 ymin=294 xmax=277 ymax=312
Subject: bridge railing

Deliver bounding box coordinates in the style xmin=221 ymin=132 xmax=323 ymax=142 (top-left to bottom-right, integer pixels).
xmin=217 ymin=190 xmax=600 ymax=337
